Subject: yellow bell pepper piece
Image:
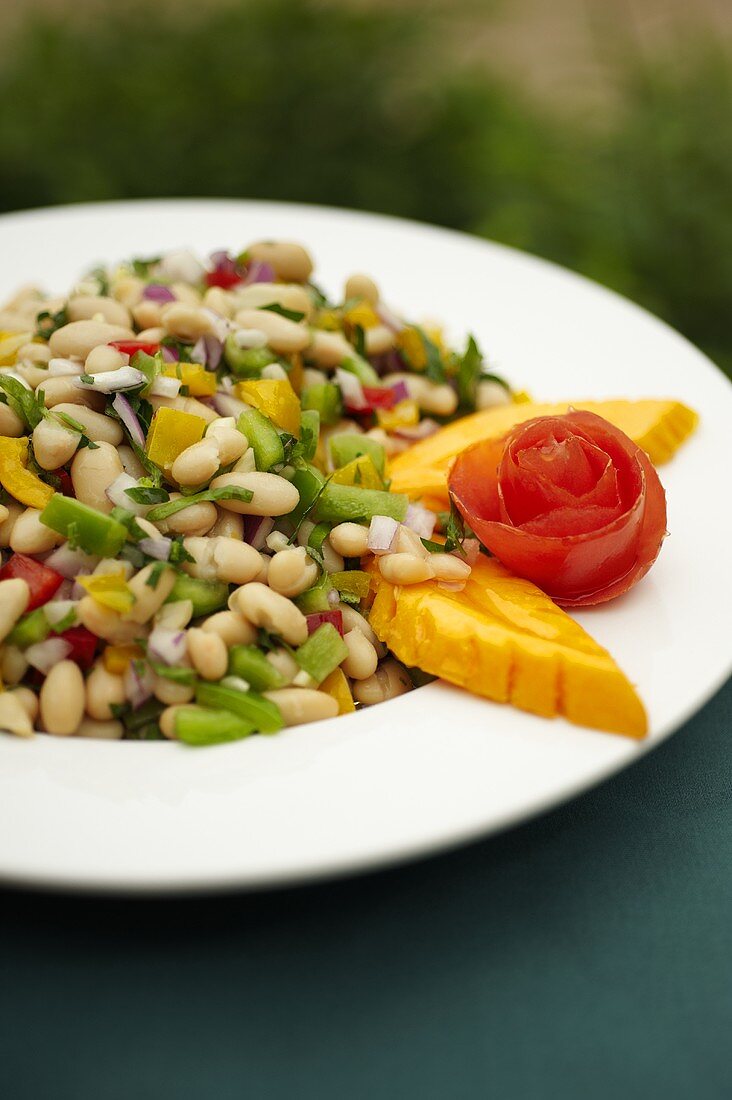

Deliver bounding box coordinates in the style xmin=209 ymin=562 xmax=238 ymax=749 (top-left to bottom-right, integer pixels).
xmin=103 ymin=643 xmax=145 ymax=674
xmin=0 ymin=331 xmax=33 ymax=366
xmin=388 ymin=398 xmax=699 ymax=511
xmin=368 ymin=554 xmax=648 ymax=738
xmin=330 ymin=454 xmax=383 ymax=490
xmin=396 ymin=326 xmax=426 ymax=369
xmin=235 ymin=379 xmax=301 ymax=436
xmin=344 ymin=302 xmax=380 ymax=329
xmin=77 ymin=571 xmax=135 ymax=613
xmin=376 ymin=399 xmax=420 ymax=432
xmin=512 ymin=390 xmax=533 ymax=404
xmin=288 ymin=353 xmax=304 ymax=395
xmin=0 ymin=436 xmax=54 ymax=508
xmin=314 ymin=308 xmax=343 ymax=331
xmin=320 ymin=667 xmax=356 ymax=715
xmin=163 ymin=362 xmax=218 ymax=397
xmin=145 ymin=407 xmax=207 ymax=469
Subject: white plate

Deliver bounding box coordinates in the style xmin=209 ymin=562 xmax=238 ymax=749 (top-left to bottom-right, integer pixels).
xmin=0 ymin=199 xmax=730 ymax=893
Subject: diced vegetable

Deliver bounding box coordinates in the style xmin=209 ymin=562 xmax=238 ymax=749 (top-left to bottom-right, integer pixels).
xmin=295 ymin=623 xmax=349 ymax=685
xmin=376 ymin=399 xmax=420 ymax=432
xmin=298 ymin=409 xmax=320 ymax=462
xmin=237 ymin=408 xmax=284 ymax=471
xmin=329 ymin=432 xmax=385 ymax=477
xmin=77 ymin=571 xmax=134 ymax=613
xmin=228 ymin=646 xmax=287 ymax=692
xmin=7 ymin=608 xmax=50 ymax=648
xmin=329 ymin=570 xmax=371 ymax=600
xmin=313 ymin=483 xmax=408 ymax=524
xmin=103 ymin=644 xmax=145 ymax=674
xmin=330 ymin=454 xmax=384 ymax=490
xmin=223 ymin=338 xmax=273 ymax=378
xmin=235 ymin=379 xmax=301 ymax=436
xmin=40 ymin=494 xmax=129 ymax=557
xmin=340 ymin=355 xmax=381 ymax=386
xmin=165 ymin=574 xmax=229 ymax=617
xmin=195 ymin=682 xmax=284 ymax=735
xmin=306 ymin=610 xmax=344 ymax=637
xmin=175 ymin=707 xmax=256 ymax=747
xmin=295 ymin=572 xmax=336 ymax=614
xmin=163 ymin=362 xmax=217 ymax=397
xmin=319 ymin=667 xmax=355 ymax=715
xmin=0 ymin=553 xmax=64 ymax=610
xmin=109 ymin=340 xmax=161 ymax=357
xmin=301 ymin=383 xmax=342 ymax=426
xmin=57 ymin=625 xmax=98 ymax=670
xmin=145 ymin=407 xmax=207 ymax=469
xmin=286 ymin=464 xmax=325 ymax=525
xmin=0 ymin=436 xmax=54 ymax=509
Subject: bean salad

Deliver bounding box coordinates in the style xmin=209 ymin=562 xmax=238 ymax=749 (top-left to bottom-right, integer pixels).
xmin=0 ymin=240 xmax=513 ymax=743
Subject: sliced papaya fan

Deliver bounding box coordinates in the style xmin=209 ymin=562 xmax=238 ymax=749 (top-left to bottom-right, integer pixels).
xmin=388 ymin=399 xmax=698 ymax=510
xmin=368 ymin=555 xmax=648 ymax=738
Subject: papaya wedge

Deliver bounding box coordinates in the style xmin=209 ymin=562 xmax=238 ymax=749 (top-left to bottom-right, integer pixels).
xmin=368 ymin=554 xmax=648 ymax=738
xmin=388 ymin=399 xmax=698 ymax=510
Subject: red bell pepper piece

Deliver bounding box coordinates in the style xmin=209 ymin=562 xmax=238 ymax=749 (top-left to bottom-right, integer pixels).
xmin=57 ymin=625 xmax=98 ymax=670
xmin=52 ymin=467 xmax=75 ymax=497
xmin=204 ymin=268 xmax=243 ymax=289
xmin=306 ymin=610 xmax=344 ymax=637
xmin=361 ymin=386 xmax=397 ymax=409
xmin=108 ymin=340 xmax=161 ymax=357
xmin=0 ymin=553 xmax=63 ymax=611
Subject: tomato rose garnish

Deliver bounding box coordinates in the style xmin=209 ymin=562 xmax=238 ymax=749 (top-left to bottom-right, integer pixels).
xmin=448 ymin=410 xmax=667 ymax=606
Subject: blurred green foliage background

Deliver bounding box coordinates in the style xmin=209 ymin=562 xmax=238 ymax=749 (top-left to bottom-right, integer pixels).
xmin=1 ymin=0 xmax=730 ymax=374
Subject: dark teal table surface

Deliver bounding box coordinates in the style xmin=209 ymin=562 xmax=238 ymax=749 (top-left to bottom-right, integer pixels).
xmin=1 ymin=678 xmax=730 ymax=1100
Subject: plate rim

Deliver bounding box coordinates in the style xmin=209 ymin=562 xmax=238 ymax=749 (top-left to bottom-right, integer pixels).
xmin=0 ymin=197 xmax=730 ymax=894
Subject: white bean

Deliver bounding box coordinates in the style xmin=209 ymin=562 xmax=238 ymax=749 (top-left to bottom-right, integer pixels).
xmin=36 ymin=377 xmax=106 ymax=411
xmin=0 ymin=501 xmax=23 ymax=548
xmin=10 ymin=685 xmax=39 ymax=723
xmin=52 ymin=403 xmax=123 ymax=444
xmin=71 ymin=441 xmax=123 ymax=514
xmin=0 ymin=578 xmax=30 ymax=642
xmin=232 ymin=582 xmax=308 ymax=646
xmin=84 ymin=344 xmax=128 ymax=374
xmin=132 ymin=300 xmax=163 ymax=329
xmin=328 ymin=522 xmax=369 ymax=558
xmin=246 ymin=240 xmax=313 ymax=283
xmin=341 ymin=628 xmax=378 ymax=680
xmin=156 ymin=497 xmax=217 ymax=536
xmin=49 ymin=320 xmax=134 ymax=360
xmin=267 ymin=546 xmax=319 ymax=598
xmin=476 ymin=380 xmax=512 ymax=410
xmin=40 ymin=660 xmax=85 ymax=736
xmin=9 ymin=508 xmax=60 ymax=554
xmin=159 ymin=704 xmax=202 ymax=739
xmin=85 ymin=661 xmax=126 ymax=720
xmin=378 ymin=553 xmax=435 ymax=585
xmin=352 ymin=660 xmax=412 ymax=706
xmin=209 ymin=508 xmax=244 ymax=540
xmin=340 ymin=604 xmax=386 ymax=657
xmin=344 ymin=273 xmax=379 ymax=305
xmin=266 ymin=647 xmax=300 ymax=685
xmin=202 ymin=286 xmax=235 ymax=317
xmin=429 ymin=553 xmax=472 ymax=582
xmin=264 ymin=688 xmax=338 ymax=726
xmin=234 ymin=282 xmax=313 ymax=319
xmin=234 ymin=308 xmax=309 ymax=354
xmin=201 ymin=610 xmax=257 ymax=647
xmin=32 ymin=416 xmax=80 ymax=470
xmin=305 ymin=330 xmax=355 ymax=370
xmin=76 ymin=717 xmax=124 ymax=740
xmin=148 ymin=394 xmax=217 ymax=423
xmin=205 ymin=423 xmax=248 ymax=465
xmin=112 ymin=275 xmax=145 ymax=308
xmin=182 ymin=536 xmax=261 ymax=585
xmin=16 ymin=341 xmax=53 ymax=365
xmin=77 ymin=596 xmax=144 ymax=645
xmin=171 ymin=439 xmax=220 ymax=487
xmin=0 ymin=402 xmax=24 ymax=436
xmin=1 ymin=644 xmax=28 ymax=685
xmin=124 ymin=564 xmax=176 ymax=624
xmin=154 ymin=676 xmax=195 ymax=706
xmin=364 ymin=326 xmax=395 ymax=356
xmin=208 ymin=471 xmax=299 ymax=516
xmin=154 ymin=599 xmax=194 ymax=631
xmin=187 ymin=627 xmax=228 ymax=681
xmin=67 ymin=295 xmax=132 ymax=327
xmin=161 ymin=303 xmax=215 ymax=341
xmin=0 ymin=692 xmax=33 ymax=737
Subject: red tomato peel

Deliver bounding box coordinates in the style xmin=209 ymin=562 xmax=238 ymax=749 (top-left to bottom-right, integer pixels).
xmin=448 ymin=411 xmax=667 ymax=607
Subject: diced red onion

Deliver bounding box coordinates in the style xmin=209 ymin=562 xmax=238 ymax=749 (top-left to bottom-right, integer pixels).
xmin=306 ymin=610 xmax=344 ymax=637
xmin=26 ymin=637 xmax=72 ymax=674
xmin=203 ymin=334 xmax=223 ymax=370
xmin=161 ymin=345 xmax=179 ymax=363
xmin=404 ymin=503 xmax=436 ymax=540
xmin=45 ymin=545 xmax=100 ymax=579
xmin=53 ymin=579 xmax=75 ymax=601
xmin=377 ymin=303 xmax=405 ymax=333
xmin=74 ymin=366 xmax=147 ymax=393
xmin=392 ymin=418 xmax=440 ymax=441
xmin=150 ymin=375 xmax=181 ymax=398
xmin=209 ymin=250 xmax=231 ymax=268
xmin=242 ymin=260 xmax=275 ymax=285
xmin=124 ymin=660 xmax=155 ymax=710
xmin=335 ymin=368 xmax=366 ymax=410
xmin=43 ymin=599 xmax=78 ymax=627
xmin=191 ymin=336 xmax=206 ymax=365
xmin=389 ymin=380 xmax=410 ymax=404
xmin=147 ymin=628 xmax=187 ymax=666
xmin=111 ymin=393 xmax=146 ymax=449
xmin=105 ymin=472 xmax=149 ymax=516
xmin=367 ymin=515 xmax=399 ymax=554
xmin=453 ymin=538 xmax=480 ymax=566
xmin=243 ymin=515 xmax=274 ymax=550
xmin=143 ymin=283 xmax=176 ymax=303
xmin=138 ymin=537 xmax=172 ymax=561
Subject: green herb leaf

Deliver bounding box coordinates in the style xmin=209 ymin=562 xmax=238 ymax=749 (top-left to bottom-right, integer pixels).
xmin=145 ymin=561 xmax=167 ymax=588
xmin=0 ymin=375 xmax=46 ymax=428
xmin=444 ymin=501 xmax=466 ymax=554
xmin=124 ymin=485 xmax=169 ymax=505
xmin=131 ymin=256 xmax=162 ymax=277
xmin=150 ymin=662 xmax=197 ymax=685
xmin=51 ymin=409 xmax=100 ymax=450
xmin=35 ymin=307 xmax=68 ymax=341
xmin=49 ymin=608 xmax=77 ymax=634
xmin=168 ymin=536 xmax=196 ymax=565
xmin=145 ymin=484 xmax=254 ymax=522
xmin=417 ymin=327 xmax=447 ymax=384
xmin=261 ymin=303 xmax=305 ymax=323
xmin=456 ymin=334 xmax=483 ymax=411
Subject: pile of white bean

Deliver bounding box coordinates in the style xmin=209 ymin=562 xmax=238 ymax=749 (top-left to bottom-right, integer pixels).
xmin=0 ymin=238 xmax=500 ymax=743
